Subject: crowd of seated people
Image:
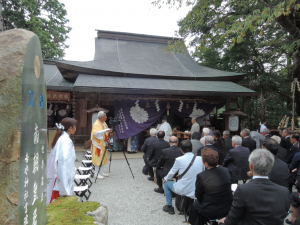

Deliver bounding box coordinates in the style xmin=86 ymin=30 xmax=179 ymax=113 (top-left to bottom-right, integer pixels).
xmin=141 ymin=127 xmax=300 ymax=225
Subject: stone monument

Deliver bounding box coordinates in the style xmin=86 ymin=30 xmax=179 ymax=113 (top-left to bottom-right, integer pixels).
xmin=0 ymin=29 xmax=47 ymax=224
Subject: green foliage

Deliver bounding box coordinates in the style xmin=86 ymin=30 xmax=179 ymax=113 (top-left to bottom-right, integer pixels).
xmin=153 ymin=0 xmax=300 ymax=129
xmin=47 ymin=196 xmax=99 ymax=224
xmin=1 ymin=0 xmax=71 ymax=59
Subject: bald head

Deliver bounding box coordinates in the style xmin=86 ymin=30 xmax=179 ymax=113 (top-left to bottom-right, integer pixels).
xmin=169 ymin=136 xmax=178 ymax=146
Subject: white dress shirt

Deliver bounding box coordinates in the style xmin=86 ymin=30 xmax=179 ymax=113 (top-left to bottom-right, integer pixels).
xmin=253 ymin=176 xmax=269 ymax=179
xmin=164 ymin=152 xmax=205 ymax=199
xmin=260 ymin=124 xmax=267 ymax=133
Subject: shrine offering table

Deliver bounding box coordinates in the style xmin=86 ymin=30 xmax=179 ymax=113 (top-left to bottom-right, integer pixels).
xmin=173 ymin=131 xmax=190 ymax=139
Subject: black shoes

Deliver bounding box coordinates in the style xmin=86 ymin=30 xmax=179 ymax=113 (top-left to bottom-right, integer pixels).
xmin=163 ymin=205 xmax=175 ymax=214
xmin=285 ymin=219 xmax=292 ymax=224
xmin=148 ymin=177 xmax=154 ymax=181
xmin=154 ymin=187 xmax=164 ymax=194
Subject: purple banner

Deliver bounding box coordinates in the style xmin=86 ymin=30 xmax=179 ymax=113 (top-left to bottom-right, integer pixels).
xmin=170 ymin=101 xmax=224 ymax=119
xmin=115 ymin=100 xmax=224 ymax=139
xmin=115 ymin=100 xmax=167 ymax=139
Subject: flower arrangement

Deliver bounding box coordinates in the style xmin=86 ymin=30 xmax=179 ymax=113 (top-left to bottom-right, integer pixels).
xmin=278 ymin=115 xmax=287 ymax=129
xmin=284 ymin=117 xmax=290 ymax=128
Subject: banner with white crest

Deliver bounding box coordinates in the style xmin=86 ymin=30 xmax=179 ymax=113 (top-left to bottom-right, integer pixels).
xmin=114 ymin=100 xmax=224 ymax=139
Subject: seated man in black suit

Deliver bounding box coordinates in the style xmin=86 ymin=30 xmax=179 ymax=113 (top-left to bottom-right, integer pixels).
xmin=189 ymin=148 xmax=232 ymax=225
xmin=281 ymin=129 xmax=293 ymax=153
xmin=223 ymin=135 xmax=250 ymax=183
xmin=197 ymin=136 xmax=222 ymax=165
xmin=223 ymin=130 xmax=233 ymax=156
xmin=241 ymin=129 xmax=256 ymax=153
xmin=271 ymin=135 xmax=287 ymax=162
xmin=262 ymin=128 xmax=271 ymax=139
xmin=218 ymin=149 xmax=290 ymax=225
xmin=286 ymin=133 xmax=300 ymax=165
xmin=147 ymin=130 xmax=170 ymax=181
xmin=261 ymin=138 xmax=289 ymax=188
xmin=154 ymin=136 xmax=183 ymax=193
xmin=141 ymin=128 xmax=158 ymax=179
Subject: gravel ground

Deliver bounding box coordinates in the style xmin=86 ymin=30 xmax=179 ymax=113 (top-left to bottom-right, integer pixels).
xmin=75 ymin=157 xmax=187 ymax=225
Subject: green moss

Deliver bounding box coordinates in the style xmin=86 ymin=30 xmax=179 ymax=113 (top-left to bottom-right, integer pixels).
xmin=47 ymin=197 xmax=99 ymax=225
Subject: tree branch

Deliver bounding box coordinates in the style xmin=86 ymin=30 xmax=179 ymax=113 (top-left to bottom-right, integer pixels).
xmin=265 ymin=83 xmax=292 ymax=100
xmin=263 ymin=93 xmax=278 ymax=102
xmin=276 ymin=14 xmax=300 ymax=41
xmin=256 ymin=0 xmax=272 ymax=8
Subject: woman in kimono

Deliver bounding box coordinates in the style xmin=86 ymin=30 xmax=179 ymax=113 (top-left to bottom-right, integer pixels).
xmin=46 ymin=117 xmax=77 ymax=204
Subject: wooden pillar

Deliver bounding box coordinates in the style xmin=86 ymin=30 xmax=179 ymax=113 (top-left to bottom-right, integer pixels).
xmin=242 ymin=96 xmax=245 ymax=112
xmin=225 ymin=97 xmax=230 ymax=130
xmin=249 ymin=97 xmax=252 ymax=129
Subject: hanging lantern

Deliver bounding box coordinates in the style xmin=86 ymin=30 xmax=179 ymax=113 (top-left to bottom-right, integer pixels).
xmin=186 ymin=102 xmax=190 ymax=109
xmin=166 ymin=102 xmax=171 ymax=115
xmin=146 ymin=101 xmax=150 ymax=108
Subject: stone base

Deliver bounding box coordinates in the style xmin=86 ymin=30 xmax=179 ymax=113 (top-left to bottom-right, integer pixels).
xmin=86 ymin=203 xmax=108 ymax=225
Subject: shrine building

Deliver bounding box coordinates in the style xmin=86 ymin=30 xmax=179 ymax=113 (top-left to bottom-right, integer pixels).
xmin=44 ymin=30 xmax=257 ymax=146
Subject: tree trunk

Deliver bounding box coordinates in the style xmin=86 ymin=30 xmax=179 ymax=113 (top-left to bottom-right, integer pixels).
xmin=260 ymin=85 xmax=265 ymax=121
xmin=0 ymin=2 xmax=3 ymax=32
xmin=292 ymin=47 xmax=300 ymax=113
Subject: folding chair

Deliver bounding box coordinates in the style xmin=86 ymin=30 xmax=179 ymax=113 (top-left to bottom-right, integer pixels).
xmin=177 ymin=195 xmax=193 ymax=223
xmin=74 ymin=185 xmax=91 ymax=201
xmin=85 ymin=154 xmax=91 ymax=160
xmin=77 ymin=166 xmax=94 ymax=178
xmin=74 ymin=174 xmax=93 ymax=188
xmin=81 ymin=159 xmax=93 ymax=168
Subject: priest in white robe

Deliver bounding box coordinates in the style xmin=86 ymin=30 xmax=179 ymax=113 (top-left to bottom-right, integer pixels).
xmin=158 ymin=116 xmax=172 ymax=142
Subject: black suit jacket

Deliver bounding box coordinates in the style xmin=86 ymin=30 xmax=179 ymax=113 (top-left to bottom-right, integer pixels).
xmin=277 ymin=146 xmax=287 ymax=162
xmin=286 ymin=145 xmax=300 ymax=164
xmin=148 ymin=139 xmax=170 ymax=167
xmin=213 ymin=140 xmax=226 ymax=164
xmin=224 ymin=179 xmax=290 ymax=225
xmin=223 ymin=145 xmax=250 ymax=181
xmin=194 ymin=167 xmax=232 ymax=215
xmin=268 ymin=155 xmax=289 ymax=188
xmin=241 ymin=137 xmax=256 ymax=153
xmin=156 ymin=145 xmax=183 ymax=177
xmin=197 ymin=145 xmax=221 ymax=165
xmin=280 ymin=136 xmax=293 ymax=153
xmin=141 ymin=136 xmax=158 ymax=160
xmin=224 ymin=137 xmax=233 ymax=155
